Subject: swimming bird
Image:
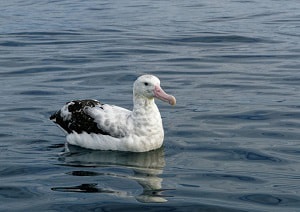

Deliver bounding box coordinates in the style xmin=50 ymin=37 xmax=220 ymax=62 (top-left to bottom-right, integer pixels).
xmin=50 ymin=75 xmax=176 ymax=152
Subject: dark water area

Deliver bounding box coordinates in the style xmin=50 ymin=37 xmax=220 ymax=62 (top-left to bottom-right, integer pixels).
xmin=1 ymin=0 xmax=300 ymax=211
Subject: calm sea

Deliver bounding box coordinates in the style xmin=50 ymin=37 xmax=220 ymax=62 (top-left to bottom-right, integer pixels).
xmin=1 ymin=0 xmax=300 ymax=211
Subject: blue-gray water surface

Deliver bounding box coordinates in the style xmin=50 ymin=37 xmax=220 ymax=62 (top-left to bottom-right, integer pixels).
xmin=1 ymin=0 xmax=300 ymax=211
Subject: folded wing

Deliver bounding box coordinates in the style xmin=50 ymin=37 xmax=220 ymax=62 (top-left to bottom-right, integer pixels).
xmin=50 ymin=99 xmax=131 ymax=138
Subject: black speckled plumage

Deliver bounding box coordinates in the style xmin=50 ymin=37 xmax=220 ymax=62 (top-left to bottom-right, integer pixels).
xmin=50 ymin=99 xmax=111 ymax=135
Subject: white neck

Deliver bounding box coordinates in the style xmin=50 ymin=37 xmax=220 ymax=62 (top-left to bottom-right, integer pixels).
xmin=132 ymin=94 xmax=158 ymax=116
xmin=131 ymin=93 xmax=163 ymax=137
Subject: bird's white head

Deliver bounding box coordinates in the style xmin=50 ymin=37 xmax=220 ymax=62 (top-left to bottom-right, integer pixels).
xmin=133 ymin=75 xmax=176 ymax=106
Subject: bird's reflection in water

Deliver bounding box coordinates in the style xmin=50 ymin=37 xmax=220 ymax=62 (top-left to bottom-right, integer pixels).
xmin=52 ymin=145 xmax=170 ymax=203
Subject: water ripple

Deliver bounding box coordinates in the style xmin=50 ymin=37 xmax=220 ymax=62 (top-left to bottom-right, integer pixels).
xmin=1 ymin=0 xmax=300 ymax=211
xmin=239 ymin=193 xmax=300 ymax=207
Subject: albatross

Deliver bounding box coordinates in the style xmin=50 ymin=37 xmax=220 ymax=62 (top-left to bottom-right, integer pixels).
xmin=50 ymin=75 xmax=176 ymax=152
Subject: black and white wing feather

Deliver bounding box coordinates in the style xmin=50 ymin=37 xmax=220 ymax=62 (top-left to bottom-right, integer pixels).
xmin=50 ymin=99 xmax=130 ymax=137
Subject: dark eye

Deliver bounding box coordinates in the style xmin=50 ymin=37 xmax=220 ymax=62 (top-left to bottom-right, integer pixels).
xmin=144 ymin=82 xmax=149 ymax=86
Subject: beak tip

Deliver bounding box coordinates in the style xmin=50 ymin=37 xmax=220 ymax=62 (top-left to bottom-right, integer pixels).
xmin=169 ymin=96 xmax=176 ymax=106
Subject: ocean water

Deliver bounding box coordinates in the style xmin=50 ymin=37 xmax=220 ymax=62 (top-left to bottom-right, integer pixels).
xmin=1 ymin=0 xmax=300 ymax=211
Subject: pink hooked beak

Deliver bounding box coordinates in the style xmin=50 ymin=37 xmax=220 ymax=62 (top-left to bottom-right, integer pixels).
xmin=154 ymin=85 xmax=176 ymax=106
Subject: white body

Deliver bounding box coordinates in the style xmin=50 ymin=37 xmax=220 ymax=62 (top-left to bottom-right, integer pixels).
xmin=66 ymin=102 xmax=164 ymax=152
xmin=52 ymin=75 xmax=176 ymax=152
